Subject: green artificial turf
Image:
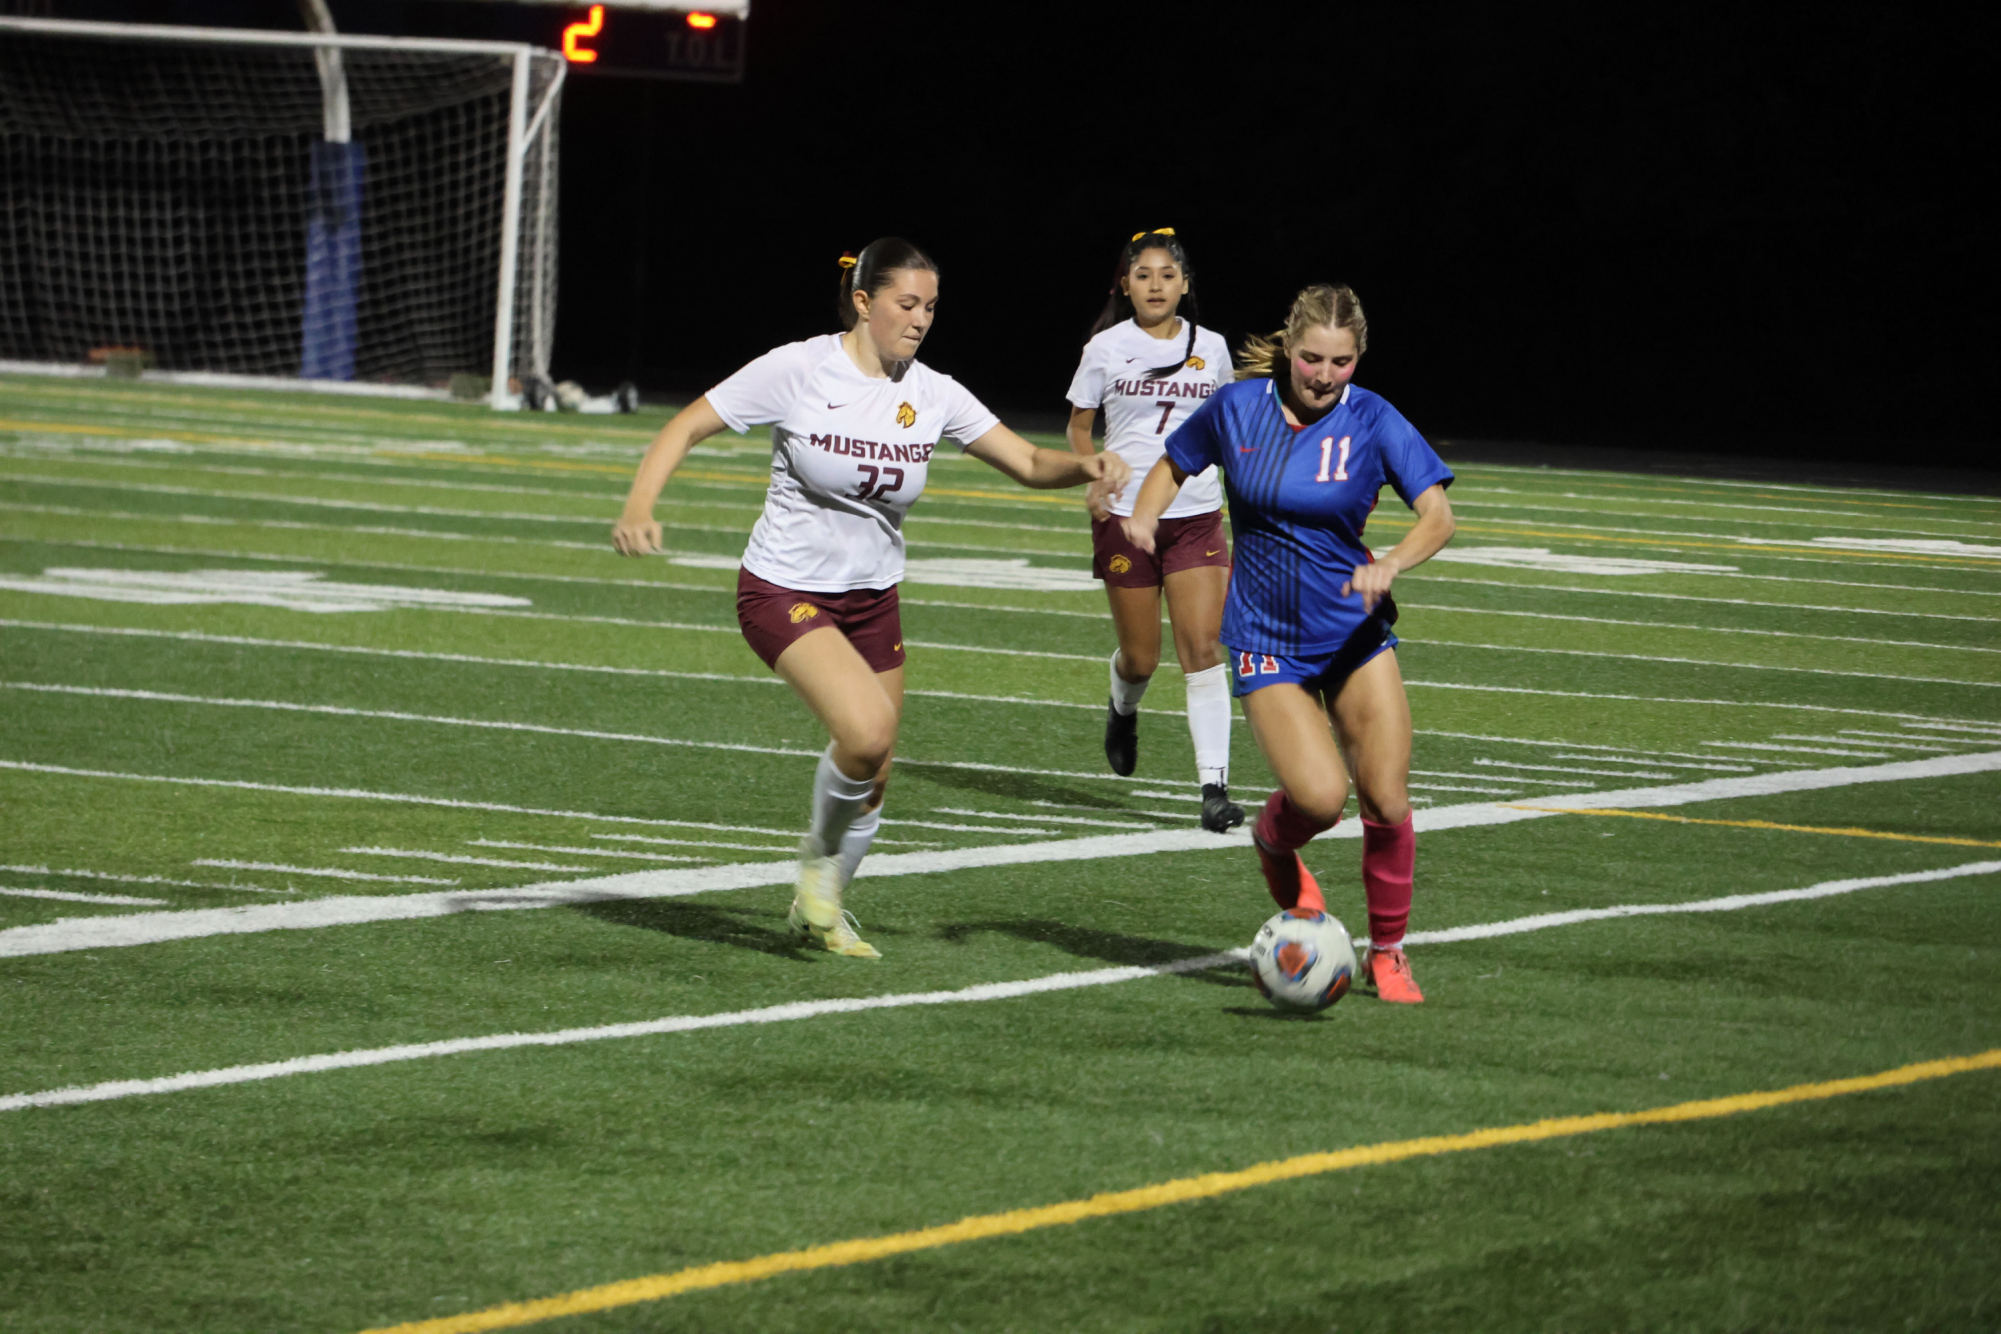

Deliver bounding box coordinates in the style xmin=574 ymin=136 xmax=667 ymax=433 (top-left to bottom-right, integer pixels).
xmin=2 ymin=373 xmax=1998 ymax=1332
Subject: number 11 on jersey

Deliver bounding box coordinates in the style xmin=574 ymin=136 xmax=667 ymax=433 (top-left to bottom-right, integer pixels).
xmin=1316 ymin=434 xmax=1351 ymax=483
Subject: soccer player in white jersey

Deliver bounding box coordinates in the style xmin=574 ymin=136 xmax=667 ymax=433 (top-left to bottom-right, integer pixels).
xmin=612 ymin=238 xmax=1131 ymax=959
xmin=1065 ymin=229 xmax=1242 ymax=833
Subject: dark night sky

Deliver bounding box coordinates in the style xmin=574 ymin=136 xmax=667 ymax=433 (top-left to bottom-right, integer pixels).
xmin=16 ymin=0 xmax=1995 ymax=462
xmin=555 ymin=1 xmax=1992 ymax=464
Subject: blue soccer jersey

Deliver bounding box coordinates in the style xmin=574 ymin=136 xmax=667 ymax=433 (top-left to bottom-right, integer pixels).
xmin=1164 ymin=379 xmax=1453 ymax=656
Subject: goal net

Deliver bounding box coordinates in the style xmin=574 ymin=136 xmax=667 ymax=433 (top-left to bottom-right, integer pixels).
xmin=0 ymin=17 xmax=564 ymax=406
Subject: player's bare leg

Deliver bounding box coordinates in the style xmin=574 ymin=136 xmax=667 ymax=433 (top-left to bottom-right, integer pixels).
xmin=1163 ymin=564 xmax=1239 ymax=830
xmin=1330 ymin=650 xmax=1422 ymax=1002
xmin=774 ymin=628 xmax=901 ymax=958
xmin=1241 ymin=682 xmax=1349 ymax=914
xmin=1103 ymin=583 xmax=1161 ymax=776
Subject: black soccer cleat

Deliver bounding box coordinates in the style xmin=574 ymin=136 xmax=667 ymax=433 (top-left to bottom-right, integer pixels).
xmin=1104 ymin=698 xmax=1138 ymax=777
xmin=614 ymin=380 xmax=641 ymax=414
xmin=1201 ymin=783 xmax=1245 ymax=833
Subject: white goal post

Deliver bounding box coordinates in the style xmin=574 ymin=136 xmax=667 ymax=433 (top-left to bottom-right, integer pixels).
xmin=0 ymin=16 xmax=564 ymax=409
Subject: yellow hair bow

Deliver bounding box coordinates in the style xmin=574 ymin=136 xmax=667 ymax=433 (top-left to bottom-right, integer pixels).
xmin=1130 ymin=227 xmax=1176 ymax=241
xmin=837 ymin=254 xmax=857 ymax=269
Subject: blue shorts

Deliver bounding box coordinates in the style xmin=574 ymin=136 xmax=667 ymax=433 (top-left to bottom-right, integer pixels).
xmin=1228 ymin=622 xmax=1399 ymax=699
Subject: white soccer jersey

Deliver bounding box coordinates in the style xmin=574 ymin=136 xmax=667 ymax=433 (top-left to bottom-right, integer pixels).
xmin=1066 ymin=319 xmax=1232 ymax=518
xmin=706 ymin=334 xmax=1001 ymax=592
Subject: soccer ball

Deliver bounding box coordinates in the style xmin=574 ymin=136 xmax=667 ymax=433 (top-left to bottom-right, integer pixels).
xmin=1248 ymin=908 xmax=1357 ymax=1012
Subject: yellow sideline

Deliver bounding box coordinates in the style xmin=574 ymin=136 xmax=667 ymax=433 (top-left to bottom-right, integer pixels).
xmin=356 ymin=1049 xmax=2001 ymax=1334
xmin=1512 ymin=806 xmax=2001 ymax=849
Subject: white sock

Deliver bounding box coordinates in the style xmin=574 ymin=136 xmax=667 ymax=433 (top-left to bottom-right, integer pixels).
xmin=1185 ymin=662 xmax=1231 ymax=788
xmin=1109 ymin=649 xmax=1150 ymax=717
xmin=805 ymin=747 xmax=877 ymax=859
xmin=835 ymin=806 xmax=882 ymax=886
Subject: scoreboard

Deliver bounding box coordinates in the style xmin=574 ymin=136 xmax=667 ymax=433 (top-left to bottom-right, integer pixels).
xmin=330 ymin=0 xmax=747 ymax=81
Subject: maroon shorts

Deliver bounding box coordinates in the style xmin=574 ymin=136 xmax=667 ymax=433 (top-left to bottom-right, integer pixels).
xmin=736 ymin=568 xmax=906 ymax=674
xmin=1092 ymin=509 xmax=1231 ymax=588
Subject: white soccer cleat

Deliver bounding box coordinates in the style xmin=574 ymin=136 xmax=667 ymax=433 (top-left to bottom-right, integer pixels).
xmin=787 ymin=856 xmax=879 ymax=957
xmin=822 ymin=909 xmax=881 ymax=959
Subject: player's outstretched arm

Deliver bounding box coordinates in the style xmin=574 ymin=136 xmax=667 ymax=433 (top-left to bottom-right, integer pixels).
xmin=965 ymin=423 xmax=1132 ymax=494
xmin=1118 ymin=457 xmax=1190 ymax=555
xmin=1065 ymin=407 xmax=1116 ymax=521
xmin=1342 ymin=482 xmax=1456 ymax=612
xmin=612 ymin=396 xmax=729 ymax=557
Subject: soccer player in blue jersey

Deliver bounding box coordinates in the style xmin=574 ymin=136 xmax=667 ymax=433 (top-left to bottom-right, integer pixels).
xmin=1121 ymin=284 xmax=1456 ymax=1002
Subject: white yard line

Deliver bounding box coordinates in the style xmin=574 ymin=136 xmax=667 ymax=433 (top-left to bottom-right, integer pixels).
xmin=0 ymin=760 xmax=785 ymax=828
xmin=1423 ymin=638 xmax=2001 ymax=690
xmin=339 ymin=847 xmax=596 ymax=872
xmin=189 ymin=860 xmax=459 ymax=885
xmin=1453 ymin=494 xmax=1999 ymax=538
xmin=4 ymin=750 xmax=1996 ymax=960
xmin=10 ymin=857 xmax=1998 ymax=1114
xmin=0 ymin=681 xmax=1138 ymax=784
xmin=1445 ymin=507 xmax=2001 ymax=555
xmin=0 ymin=502 xmax=1084 ymax=564
xmin=1899 ymin=722 xmax=2001 ymax=737
xmin=1406 ymin=861 xmax=2001 ymax=944
xmin=8 ymin=538 xmax=1120 ymax=621
xmin=589 ymin=833 xmax=805 ymax=852
xmin=1418 ymin=602 xmax=2001 ymax=652
xmin=1408 ymin=782 xmax=1521 ymax=795
xmin=0 ymin=863 xmax=292 ymax=894
xmin=8 ymin=619 xmax=1998 ymax=729
xmin=1471 ymin=759 xmax=1673 ymax=779
xmin=0 ymin=952 xmax=1238 ymax=1113
xmin=1412 ymin=731 xmax=1765 ymax=768
xmin=468 ymin=841 xmax=709 ymax=863
xmin=1 ymin=458 xmax=1090 ymax=536
xmin=884 ymin=820 xmax=1055 ymax=836
xmin=1774 ymin=733 xmax=1955 ymax=752
xmin=1700 ymin=742 xmax=1889 ymax=758
xmin=1410 ymin=572 xmax=2001 ymax=617
xmin=1838 ymin=729 xmax=1967 ymax=748
xmin=1454 ymin=462 xmax=2001 ymax=509
xmin=1549 ymin=754 xmax=1759 ymax=773
xmin=931 ymin=807 xmax=1158 ymax=830
xmin=1412 ymin=769 xmax=1592 ymax=787
xmin=0 ymin=885 xmax=168 ymax=906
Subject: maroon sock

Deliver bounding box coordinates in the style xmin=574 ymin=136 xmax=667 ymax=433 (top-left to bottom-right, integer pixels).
xmin=1362 ymin=814 xmax=1415 ymax=946
xmin=1254 ymin=789 xmax=1333 ymax=852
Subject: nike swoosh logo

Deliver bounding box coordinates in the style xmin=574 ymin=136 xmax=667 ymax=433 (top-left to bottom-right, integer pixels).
xmin=827 ymin=402 xmax=850 ymax=410
xmin=1205 ymin=549 xmax=1221 ymax=557
xmin=1236 ymin=446 xmax=1257 ymax=453
xmin=1124 ymin=357 xmax=1139 ymax=363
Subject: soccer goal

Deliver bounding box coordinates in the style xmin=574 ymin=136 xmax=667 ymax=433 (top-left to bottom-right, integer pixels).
xmin=0 ymin=16 xmax=564 ymax=409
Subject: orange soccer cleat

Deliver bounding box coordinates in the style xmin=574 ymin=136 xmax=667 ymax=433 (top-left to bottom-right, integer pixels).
xmin=1254 ymin=835 xmax=1326 ymax=914
xmin=1363 ymin=946 xmax=1424 ymax=1004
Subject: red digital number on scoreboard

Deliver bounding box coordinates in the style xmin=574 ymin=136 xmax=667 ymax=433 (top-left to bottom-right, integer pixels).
xmin=562 ymin=4 xmax=603 ymax=63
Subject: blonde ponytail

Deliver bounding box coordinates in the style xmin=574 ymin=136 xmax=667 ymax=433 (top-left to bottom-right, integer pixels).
xmin=1234 ymin=283 xmax=1369 ymax=380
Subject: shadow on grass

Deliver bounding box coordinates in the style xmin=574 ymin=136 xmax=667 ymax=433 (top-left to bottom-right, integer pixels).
xmin=909 ymin=763 xmax=1132 ymax=811
xmin=1221 ymin=1005 xmax=1329 ymax=1022
xmin=939 ymin=917 xmax=1251 ymax=989
xmin=572 ymin=900 xmax=815 ymax=961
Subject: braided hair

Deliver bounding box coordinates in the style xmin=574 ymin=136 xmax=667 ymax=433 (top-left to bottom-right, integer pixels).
xmin=1235 ymin=284 xmax=1369 ymax=380
xmin=1087 ymin=228 xmax=1201 ymax=380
